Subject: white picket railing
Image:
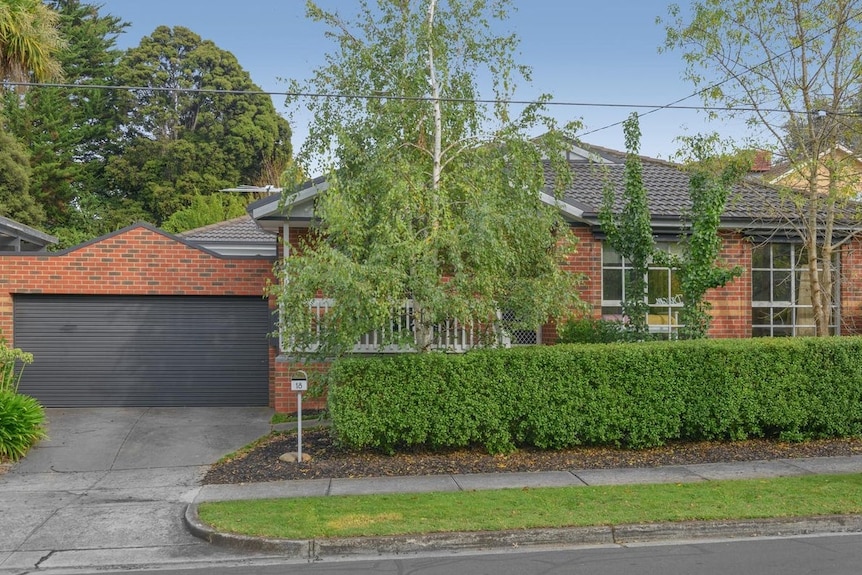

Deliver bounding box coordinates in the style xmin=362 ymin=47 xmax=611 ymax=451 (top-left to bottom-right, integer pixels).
xmin=287 ymin=298 xmax=536 ymax=354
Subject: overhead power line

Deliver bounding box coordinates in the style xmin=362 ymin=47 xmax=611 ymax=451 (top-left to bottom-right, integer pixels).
xmin=5 ymin=80 xmax=855 ymax=119
xmin=5 ymin=3 xmax=862 ymax=148
xmin=9 ymin=4 xmax=862 ymax=139
xmin=580 ymin=4 xmax=862 ymax=138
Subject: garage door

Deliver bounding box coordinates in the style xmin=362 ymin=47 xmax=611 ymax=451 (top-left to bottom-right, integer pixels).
xmin=13 ymin=295 xmax=271 ymax=407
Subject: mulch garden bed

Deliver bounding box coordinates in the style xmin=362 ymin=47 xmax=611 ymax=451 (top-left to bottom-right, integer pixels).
xmin=203 ymin=425 xmax=862 ymax=485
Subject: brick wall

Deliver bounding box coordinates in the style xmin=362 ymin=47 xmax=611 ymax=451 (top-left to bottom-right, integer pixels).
xmin=706 ymin=232 xmax=751 ymax=338
xmin=840 ymin=237 xmax=862 ymax=335
xmin=0 ymin=223 xmax=278 ymax=403
xmin=540 ymin=225 xmax=603 ymax=344
xmin=274 ymin=359 xmax=328 ymax=413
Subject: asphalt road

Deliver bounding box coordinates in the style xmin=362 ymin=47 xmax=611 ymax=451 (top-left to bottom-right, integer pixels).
xmin=85 ymin=533 xmax=862 ymax=575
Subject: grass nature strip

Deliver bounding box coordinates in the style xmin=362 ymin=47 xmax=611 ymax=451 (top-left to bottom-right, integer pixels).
xmin=198 ymin=473 xmax=862 ymax=539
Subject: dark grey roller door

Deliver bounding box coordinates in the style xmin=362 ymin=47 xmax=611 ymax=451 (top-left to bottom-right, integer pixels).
xmin=13 ymin=295 xmax=271 ymax=407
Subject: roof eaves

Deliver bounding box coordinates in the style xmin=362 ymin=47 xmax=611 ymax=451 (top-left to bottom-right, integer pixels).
xmin=249 ymin=176 xmax=330 ymax=221
xmin=0 ymin=215 xmax=58 ymax=245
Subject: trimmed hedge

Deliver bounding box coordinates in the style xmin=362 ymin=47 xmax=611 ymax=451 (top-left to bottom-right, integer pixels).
xmin=327 ymin=338 xmax=862 ymax=454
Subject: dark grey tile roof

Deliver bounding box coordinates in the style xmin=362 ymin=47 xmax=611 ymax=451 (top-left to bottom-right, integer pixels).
xmin=551 ymin=145 xmax=794 ymax=224
xmin=179 ymin=214 xmax=275 ymax=243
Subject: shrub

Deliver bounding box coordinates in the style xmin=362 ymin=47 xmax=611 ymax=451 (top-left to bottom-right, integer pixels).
xmin=0 ymin=390 xmax=47 ymax=462
xmin=557 ymin=317 xmax=660 ymax=344
xmin=0 ymin=340 xmax=33 ymax=393
xmin=327 ymin=337 xmax=862 ymax=454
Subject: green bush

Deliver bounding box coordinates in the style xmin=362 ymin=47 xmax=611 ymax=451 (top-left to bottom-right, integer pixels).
xmin=0 ymin=390 xmax=47 ymax=462
xmin=557 ymin=317 xmax=660 ymax=343
xmin=327 ymin=337 xmax=862 ymax=454
xmin=1 ymin=340 xmax=33 ymax=393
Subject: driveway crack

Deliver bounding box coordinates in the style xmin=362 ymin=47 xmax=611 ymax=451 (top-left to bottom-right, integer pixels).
xmin=109 ymin=407 xmax=150 ymax=471
xmin=34 ymin=550 xmax=55 ymax=568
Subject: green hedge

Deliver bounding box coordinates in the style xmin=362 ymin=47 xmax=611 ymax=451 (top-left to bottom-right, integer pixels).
xmin=326 ymin=338 xmax=862 ymax=454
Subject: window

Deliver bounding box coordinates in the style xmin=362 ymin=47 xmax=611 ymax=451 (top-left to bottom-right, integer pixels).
xmin=601 ymin=243 xmax=683 ymax=336
xmin=751 ymin=243 xmax=836 ymax=337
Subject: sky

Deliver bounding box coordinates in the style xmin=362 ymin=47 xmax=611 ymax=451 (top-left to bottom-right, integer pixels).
xmin=96 ymin=0 xmax=756 ymax=165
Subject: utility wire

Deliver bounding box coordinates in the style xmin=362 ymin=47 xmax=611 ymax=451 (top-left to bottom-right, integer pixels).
xmin=580 ymin=4 xmax=862 ymax=138
xmin=7 ymin=80 xmax=859 ymax=118
xmin=8 ymin=5 xmax=862 ymax=133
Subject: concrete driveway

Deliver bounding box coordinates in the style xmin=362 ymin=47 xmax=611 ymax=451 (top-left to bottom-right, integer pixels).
xmin=0 ymin=407 xmax=273 ymax=573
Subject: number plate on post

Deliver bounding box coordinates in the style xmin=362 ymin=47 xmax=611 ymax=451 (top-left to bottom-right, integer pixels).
xmin=291 ymin=379 xmax=308 ymax=392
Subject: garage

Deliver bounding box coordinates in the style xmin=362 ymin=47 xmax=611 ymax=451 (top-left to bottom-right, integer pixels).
xmin=13 ymin=294 xmax=271 ymax=407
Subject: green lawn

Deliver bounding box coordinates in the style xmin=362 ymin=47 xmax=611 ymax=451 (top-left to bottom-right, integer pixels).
xmin=198 ymin=473 xmax=862 ymax=539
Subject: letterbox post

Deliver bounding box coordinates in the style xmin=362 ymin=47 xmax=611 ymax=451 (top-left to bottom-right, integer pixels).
xmin=290 ymin=370 xmax=308 ymax=460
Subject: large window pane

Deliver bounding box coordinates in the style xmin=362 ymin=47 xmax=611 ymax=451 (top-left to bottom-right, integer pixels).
xmin=795 ymin=306 xmax=815 ymax=326
xmin=796 ymin=246 xmax=809 ymax=267
xmin=624 ymin=269 xmax=639 ymax=298
xmin=603 ymin=269 xmax=622 ymax=301
xmin=772 ymin=271 xmax=792 ymax=302
xmin=752 ymin=245 xmax=770 ymax=268
xmin=670 ymin=270 xmax=682 ymax=298
xmin=752 ymin=307 xmax=771 ymax=324
xmin=773 ymin=244 xmax=792 ymax=268
xmin=773 ymin=307 xmax=791 ymax=325
xmin=795 ymin=271 xmax=814 ymax=306
xmin=752 ymin=271 xmax=771 ymax=302
xmin=601 ymin=306 xmax=623 ymax=320
xmin=648 ymin=269 xmax=669 ymax=303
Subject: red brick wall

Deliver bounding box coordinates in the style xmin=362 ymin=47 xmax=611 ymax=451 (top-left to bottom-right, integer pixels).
xmin=706 ymin=232 xmax=751 ymax=338
xmin=840 ymin=238 xmax=862 ymax=335
xmin=0 ymin=223 xmax=278 ymax=402
xmin=274 ymin=360 xmax=328 ymax=413
xmin=541 ymin=225 xmax=603 ymax=344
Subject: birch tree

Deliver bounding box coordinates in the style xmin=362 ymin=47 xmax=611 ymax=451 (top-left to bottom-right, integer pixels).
xmin=276 ymin=0 xmax=583 ymax=357
xmin=661 ymin=0 xmax=862 ymax=336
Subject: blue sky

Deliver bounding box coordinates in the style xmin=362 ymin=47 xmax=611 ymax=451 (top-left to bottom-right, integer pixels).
xmin=98 ymin=0 xmax=754 ymax=162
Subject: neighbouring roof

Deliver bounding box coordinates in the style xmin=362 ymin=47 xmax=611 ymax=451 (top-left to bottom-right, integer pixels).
xmin=179 ymin=214 xmax=276 ymax=257
xmin=0 ymin=215 xmax=58 ymax=252
xmin=759 ymin=144 xmax=862 ymax=187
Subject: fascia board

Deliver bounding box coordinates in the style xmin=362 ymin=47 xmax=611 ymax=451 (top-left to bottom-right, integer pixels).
xmin=250 ymin=180 xmax=331 ymax=220
xmin=539 ymin=192 xmax=586 ymax=222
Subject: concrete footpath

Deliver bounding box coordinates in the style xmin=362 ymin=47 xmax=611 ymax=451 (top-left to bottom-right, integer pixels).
xmin=186 ymin=454 xmax=862 ymax=561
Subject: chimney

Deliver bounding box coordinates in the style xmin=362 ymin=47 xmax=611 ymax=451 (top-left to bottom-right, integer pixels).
xmin=750 ymin=150 xmax=772 ymax=172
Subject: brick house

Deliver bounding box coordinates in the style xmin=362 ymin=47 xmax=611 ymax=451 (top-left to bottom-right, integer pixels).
xmin=252 ymin=143 xmax=862 ymax=410
xmin=5 ymin=142 xmax=862 ymax=411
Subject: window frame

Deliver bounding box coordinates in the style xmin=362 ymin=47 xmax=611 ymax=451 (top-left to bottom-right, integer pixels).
xmin=750 ymin=242 xmax=838 ymax=337
xmin=601 ymin=242 xmax=684 ymax=336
